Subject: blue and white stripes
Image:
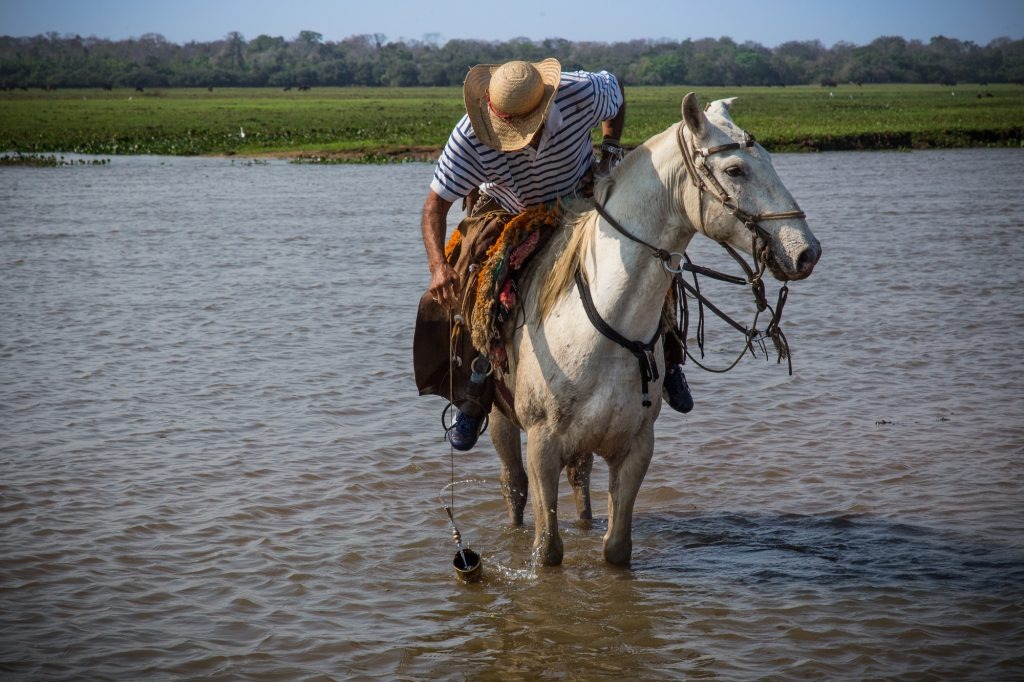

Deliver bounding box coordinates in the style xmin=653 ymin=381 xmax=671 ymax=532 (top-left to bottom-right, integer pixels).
xmin=430 ymin=70 xmax=623 ymax=213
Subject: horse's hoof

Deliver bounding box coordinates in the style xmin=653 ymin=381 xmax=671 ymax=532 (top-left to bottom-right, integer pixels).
xmin=538 ymin=551 xmax=563 ymax=566
xmin=535 ymin=535 xmax=564 ymax=566
xmin=602 ymin=540 xmax=632 ymax=566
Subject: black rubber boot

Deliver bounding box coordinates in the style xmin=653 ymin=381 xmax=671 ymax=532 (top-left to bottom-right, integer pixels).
xmin=663 ymin=363 xmax=694 ymax=413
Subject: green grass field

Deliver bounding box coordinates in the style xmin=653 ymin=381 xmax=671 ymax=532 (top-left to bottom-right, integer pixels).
xmin=1 ymin=83 xmax=1022 ymax=159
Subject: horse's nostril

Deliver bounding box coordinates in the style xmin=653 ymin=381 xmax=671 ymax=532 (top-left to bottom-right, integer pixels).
xmin=796 ymin=247 xmax=819 ymax=275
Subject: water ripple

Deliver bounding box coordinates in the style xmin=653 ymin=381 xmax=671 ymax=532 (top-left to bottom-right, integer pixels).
xmin=1 ymin=151 xmax=1022 ymax=680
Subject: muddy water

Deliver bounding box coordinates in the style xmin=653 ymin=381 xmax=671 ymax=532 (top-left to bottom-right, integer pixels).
xmin=1 ymin=149 xmax=1022 ymax=680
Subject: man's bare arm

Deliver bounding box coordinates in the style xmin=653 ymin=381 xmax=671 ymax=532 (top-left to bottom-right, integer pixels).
xmin=599 ymin=80 xmax=626 ymax=174
xmin=420 ymin=190 xmax=459 ymax=308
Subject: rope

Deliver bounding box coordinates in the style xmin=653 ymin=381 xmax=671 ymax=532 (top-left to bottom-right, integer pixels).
xmin=447 ymin=309 xmax=455 ymax=514
xmin=442 ymin=308 xmax=472 ymax=568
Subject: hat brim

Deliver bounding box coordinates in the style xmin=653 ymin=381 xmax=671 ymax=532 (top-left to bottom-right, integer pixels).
xmin=464 ymin=58 xmax=562 ymax=152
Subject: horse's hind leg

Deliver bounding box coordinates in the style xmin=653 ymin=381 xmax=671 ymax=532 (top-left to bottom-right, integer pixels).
xmin=603 ymin=436 xmax=654 ymax=565
xmin=489 ymin=411 xmax=527 ymax=525
xmin=526 ymin=428 xmax=565 ymax=566
xmin=566 ymin=452 xmax=593 ymax=524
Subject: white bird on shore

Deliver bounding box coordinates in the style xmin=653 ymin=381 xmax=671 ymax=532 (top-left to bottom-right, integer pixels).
xmin=239 ymin=127 xmax=246 ymax=139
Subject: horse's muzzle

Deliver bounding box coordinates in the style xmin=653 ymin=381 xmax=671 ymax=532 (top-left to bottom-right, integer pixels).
xmin=770 ymin=237 xmax=821 ymax=281
xmin=792 ymin=242 xmax=822 ymax=280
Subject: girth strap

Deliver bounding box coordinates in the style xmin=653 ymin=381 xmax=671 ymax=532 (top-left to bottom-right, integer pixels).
xmin=574 ymin=267 xmax=661 ymax=407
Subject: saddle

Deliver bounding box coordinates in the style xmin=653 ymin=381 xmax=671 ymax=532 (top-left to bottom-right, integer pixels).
xmin=413 ymin=201 xmax=562 ymax=414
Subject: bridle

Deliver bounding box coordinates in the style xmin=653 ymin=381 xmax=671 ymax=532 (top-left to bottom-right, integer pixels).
xmin=576 ymin=120 xmax=807 ymax=406
xmin=677 ymin=123 xmax=806 ymax=246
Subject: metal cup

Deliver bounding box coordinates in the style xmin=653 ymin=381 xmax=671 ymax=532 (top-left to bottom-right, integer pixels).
xmin=453 ymin=548 xmax=482 ymax=583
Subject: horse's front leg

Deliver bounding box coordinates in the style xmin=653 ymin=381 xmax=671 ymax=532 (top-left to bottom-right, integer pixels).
xmin=603 ymin=432 xmax=654 ymax=565
xmin=566 ymin=451 xmax=593 ymax=524
xmin=526 ymin=428 xmax=566 ymax=566
xmin=489 ymin=411 xmax=527 ymax=525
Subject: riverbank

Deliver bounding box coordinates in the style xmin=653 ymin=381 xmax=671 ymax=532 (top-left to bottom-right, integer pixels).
xmin=1 ymin=83 xmax=1022 ymax=159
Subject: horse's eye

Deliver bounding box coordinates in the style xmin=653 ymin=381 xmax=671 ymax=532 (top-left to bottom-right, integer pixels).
xmin=725 ymin=165 xmax=746 ymax=178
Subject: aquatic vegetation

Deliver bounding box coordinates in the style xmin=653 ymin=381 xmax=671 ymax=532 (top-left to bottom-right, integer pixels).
xmin=628 ymin=83 xmax=1024 ymax=151
xmin=289 ymin=152 xmax=427 ymax=164
xmin=0 ymin=153 xmax=110 ymax=166
xmin=1 ymin=84 xmax=1021 ymax=159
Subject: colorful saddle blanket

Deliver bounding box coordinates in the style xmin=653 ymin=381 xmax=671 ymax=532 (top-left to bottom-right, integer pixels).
xmin=413 ymin=202 xmax=562 ymax=403
xmin=455 ymin=203 xmax=562 ymax=370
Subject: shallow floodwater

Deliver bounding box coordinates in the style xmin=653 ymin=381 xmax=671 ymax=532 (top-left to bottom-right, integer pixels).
xmin=1 ymin=149 xmax=1022 ymax=680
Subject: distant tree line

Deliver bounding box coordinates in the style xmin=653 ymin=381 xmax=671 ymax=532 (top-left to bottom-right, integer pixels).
xmin=1 ymin=30 xmax=1022 ymax=89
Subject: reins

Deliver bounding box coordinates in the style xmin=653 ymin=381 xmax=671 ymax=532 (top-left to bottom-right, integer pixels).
xmin=575 ymin=121 xmax=805 ymax=404
xmin=673 ymin=122 xmax=802 ymax=372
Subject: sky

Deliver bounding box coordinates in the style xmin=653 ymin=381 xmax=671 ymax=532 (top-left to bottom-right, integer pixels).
xmin=1 ymin=0 xmax=1021 ymax=47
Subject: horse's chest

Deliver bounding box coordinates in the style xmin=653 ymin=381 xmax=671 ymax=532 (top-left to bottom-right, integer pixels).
xmin=513 ymin=325 xmax=656 ymax=446
xmin=572 ymin=382 xmax=655 ymax=454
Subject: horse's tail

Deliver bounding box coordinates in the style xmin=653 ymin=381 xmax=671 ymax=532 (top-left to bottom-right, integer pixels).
xmin=539 ymin=206 xmax=595 ymax=320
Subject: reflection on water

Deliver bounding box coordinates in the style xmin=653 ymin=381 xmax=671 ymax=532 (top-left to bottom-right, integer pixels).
xmin=1 ymin=150 xmax=1022 ymax=679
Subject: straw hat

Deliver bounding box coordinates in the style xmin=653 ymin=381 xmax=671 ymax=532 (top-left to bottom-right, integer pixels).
xmin=463 ymin=58 xmax=562 ymax=151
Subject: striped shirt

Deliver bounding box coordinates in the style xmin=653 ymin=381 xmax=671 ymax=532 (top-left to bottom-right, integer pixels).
xmin=430 ymin=70 xmax=623 ymax=213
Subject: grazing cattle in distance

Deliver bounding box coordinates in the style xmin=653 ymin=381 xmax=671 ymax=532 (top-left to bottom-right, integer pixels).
xmin=820 ymin=79 xmax=838 ymax=88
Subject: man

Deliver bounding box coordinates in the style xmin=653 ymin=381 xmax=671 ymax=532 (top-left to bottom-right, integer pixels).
xmin=420 ymin=58 xmax=692 ymax=451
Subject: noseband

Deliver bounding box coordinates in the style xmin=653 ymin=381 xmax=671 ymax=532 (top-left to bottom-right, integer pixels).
xmin=578 ymin=121 xmax=805 ymax=405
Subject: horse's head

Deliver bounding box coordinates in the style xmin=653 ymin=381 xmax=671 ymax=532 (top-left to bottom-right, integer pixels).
xmin=679 ymin=92 xmax=821 ymax=281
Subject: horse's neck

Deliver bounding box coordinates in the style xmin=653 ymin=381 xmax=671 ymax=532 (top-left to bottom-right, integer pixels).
xmin=582 ymin=132 xmax=692 ymax=338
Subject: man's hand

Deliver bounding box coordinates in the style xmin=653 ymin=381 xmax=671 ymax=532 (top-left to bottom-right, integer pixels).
xmin=421 ymin=190 xmax=459 ymax=309
xmin=598 ymin=137 xmax=624 ymax=175
xmin=598 ymin=77 xmax=626 ymax=176
xmin=429 ymin=260 xmax=460 ymax=309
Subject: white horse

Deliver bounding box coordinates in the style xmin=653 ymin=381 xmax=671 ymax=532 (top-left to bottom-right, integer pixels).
xmin=487 ymin=92 xmax=821 ymax=566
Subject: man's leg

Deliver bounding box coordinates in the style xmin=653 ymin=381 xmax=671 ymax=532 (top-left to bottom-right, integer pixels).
xmin=449 ymin=354 xmax=492 ymax=450
xmin=663 ymin=332 xmax=694 ymax=414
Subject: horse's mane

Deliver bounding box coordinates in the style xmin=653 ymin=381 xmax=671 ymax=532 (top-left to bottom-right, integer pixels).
xmin=538 ymin=153 xmax=639 ymax=320
xmin=538 ymin=199 xmax=594 ymax=320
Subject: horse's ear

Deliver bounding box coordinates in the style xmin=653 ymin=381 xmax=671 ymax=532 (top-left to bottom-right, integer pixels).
xmin=682 ymin=92 xmax=704 ymax=136
xmin=706 ymin=97 xmax=739 ymax=123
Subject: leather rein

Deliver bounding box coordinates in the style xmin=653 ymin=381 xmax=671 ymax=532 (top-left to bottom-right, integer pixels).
xmin=575 ymin=122 xmax=806 ymax=405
